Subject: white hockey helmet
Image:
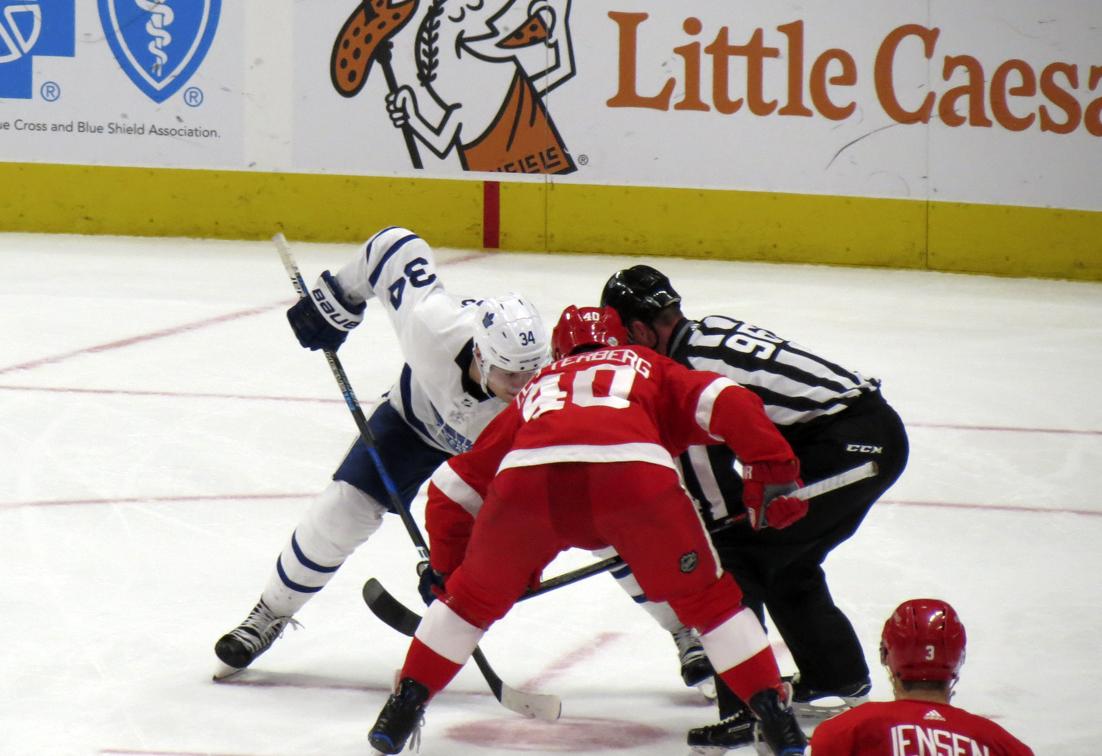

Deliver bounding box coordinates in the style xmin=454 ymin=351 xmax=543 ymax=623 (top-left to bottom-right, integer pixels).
xmin=473 ymin=294 xmax=550 ymax=393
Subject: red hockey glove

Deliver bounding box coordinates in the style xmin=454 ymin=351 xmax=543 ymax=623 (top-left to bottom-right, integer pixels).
xmin=742 ymin=459 xmax=807 ymax=530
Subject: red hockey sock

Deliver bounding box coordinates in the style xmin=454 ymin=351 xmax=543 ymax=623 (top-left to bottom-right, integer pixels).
xmin=401 ymin=637 xmax=465 ymax=695
xmin=718 ymin=646 xmax=783 ymax=704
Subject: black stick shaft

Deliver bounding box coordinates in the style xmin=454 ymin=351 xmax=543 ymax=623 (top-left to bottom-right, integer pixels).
xmin=273 ymin=233 xmax=531 ymax=714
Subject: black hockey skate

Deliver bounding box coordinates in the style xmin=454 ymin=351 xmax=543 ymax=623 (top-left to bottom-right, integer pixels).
xmin=369 ymin=677 xmax=430 ymax=754
xmin=686 ymin=707 xmax=755 ymax=753
xmin=213 ymin=599 xmax=298 ymax=679
xmin=788 ymin=673 xmax=871 ymax=719
xmin=672 ymin=626 xmax=715 ymax=687
xmin=748 ymin=687 xmax=807 ymax=756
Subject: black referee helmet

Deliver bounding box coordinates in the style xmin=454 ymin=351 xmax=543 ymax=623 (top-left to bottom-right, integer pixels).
xmin=600 ymin=265 xmax=682 ymax=326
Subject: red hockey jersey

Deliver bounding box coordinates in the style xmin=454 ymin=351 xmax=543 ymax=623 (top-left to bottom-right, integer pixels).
xmin=808 ymin=699 xmax=1034 ymax=756
xmin=425 ymin=345 xmax=796 ymax=574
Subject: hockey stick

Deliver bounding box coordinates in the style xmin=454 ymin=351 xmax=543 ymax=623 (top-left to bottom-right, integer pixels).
xmin=514 ymin=463 xmax=881 ymax=598
xmin=522 ymin=463 xmax=880 ymax=598
xmin=361 ymin=461 xmax=879 ymax=708
xmin=789 ymin=460 xmax=879 ymax=501
xmin=523 ymin=555 xmax=622 ymax=599
xmin=363 ymin=578 xmax=422 ymax=637
xmin=368 ymin=459 xmax=883 ymax=618
xmin=709 ymin=460 xmax=881 ymax=534
xmin=363 ymin=460 xmax=878 ymax=618
xmin=361 ymin=579 xmax=562 ymax=720
xmin=363 ymin=553 xmax=622 ymax=636
xmin=274 ymin=233 xmax=427 ymax=564
xmin=360 ymin=556 xmax=622 ymax=641
xmin=273 ymin=233 xmax=559 ymax=721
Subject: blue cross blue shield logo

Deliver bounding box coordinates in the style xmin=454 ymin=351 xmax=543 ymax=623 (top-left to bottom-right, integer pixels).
xmin=0 ymin=0 xmax=76 ymax=99
xmin=97 ymin=0 xmax=220 ymax=103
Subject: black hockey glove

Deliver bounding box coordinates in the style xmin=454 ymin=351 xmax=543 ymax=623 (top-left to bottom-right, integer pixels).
xmin=287 ymin=270 xmax=365 ymax=351
xmin=417 ymin=562 xmax=447 ymax=606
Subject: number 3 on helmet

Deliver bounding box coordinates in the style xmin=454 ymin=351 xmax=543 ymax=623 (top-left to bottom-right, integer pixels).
xmin=880 ymin=598 xmax=967 ymax=683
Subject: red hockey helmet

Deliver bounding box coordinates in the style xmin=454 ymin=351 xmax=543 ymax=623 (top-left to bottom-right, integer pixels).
xmin=880 ymin=598 xmax=967 ymax=683
xmin=551 ymin=305 xmax=630 ymax=359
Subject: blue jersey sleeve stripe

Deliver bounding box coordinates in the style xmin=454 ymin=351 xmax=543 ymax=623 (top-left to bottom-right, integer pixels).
xmin=367 ymin=232 xmax=420 ymax=288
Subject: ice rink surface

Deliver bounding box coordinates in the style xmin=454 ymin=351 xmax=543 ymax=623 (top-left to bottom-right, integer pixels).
xmin=1 ymin=232 xmax=1099 ymax=755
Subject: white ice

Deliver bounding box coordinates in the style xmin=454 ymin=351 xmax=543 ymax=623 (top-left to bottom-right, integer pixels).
xmin=1 ymin=232 xmax=1099 ymax=756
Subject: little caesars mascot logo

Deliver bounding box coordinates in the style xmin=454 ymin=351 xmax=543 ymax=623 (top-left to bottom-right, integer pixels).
xmin=330 ymin=0 xmax=577 ymax=174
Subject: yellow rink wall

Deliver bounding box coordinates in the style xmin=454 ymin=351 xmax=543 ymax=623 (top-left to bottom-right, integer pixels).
xmin=2 ymin=162 xmax=1100 ymax=282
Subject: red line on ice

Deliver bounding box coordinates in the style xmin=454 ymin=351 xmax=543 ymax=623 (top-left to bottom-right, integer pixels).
xmin=879 ymin=498 xmax=1099 ymax=518
xmin=911 ymin=421 xmax=1100 ymax=436
xmin=522 ymin=631 xmax=626 ymax=691
xmin=217 ymin=674 xmax=490 ymax=700
xmin=0 ymin=380 xmax=1097 ymax=437
xmin=0 ymin=384 xmax=341 ymax=404
xmin=0 ymin=492 xmax=311 ymax=511
xmin=2 ymin=493 xmax=1097 ymax=518
xmin=0 ymin=250 xmax=489 ymax=377
xmin=0 ymin=301 xmax=289 ymax=375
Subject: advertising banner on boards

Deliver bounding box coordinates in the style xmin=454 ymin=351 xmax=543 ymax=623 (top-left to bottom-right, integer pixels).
xmin=293 ymin=1 xmax=1101 ymax=211
xmin=0 ymin=0 xmax=241 ymax=169
xmin=2 ymin=1 xmax=1099 ymax=212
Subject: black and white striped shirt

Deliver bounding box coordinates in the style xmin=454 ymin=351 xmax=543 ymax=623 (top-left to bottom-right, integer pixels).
xmin=668 ymin=316 xmax=880 ymax=525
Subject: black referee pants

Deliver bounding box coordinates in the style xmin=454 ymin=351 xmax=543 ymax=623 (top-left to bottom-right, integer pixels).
xmin=712 ymin=391 xmax=908 ymax=712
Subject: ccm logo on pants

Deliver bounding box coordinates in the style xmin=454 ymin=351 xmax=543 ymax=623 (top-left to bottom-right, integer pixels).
xmin=846 ymin=444 xmax=883 ymax=454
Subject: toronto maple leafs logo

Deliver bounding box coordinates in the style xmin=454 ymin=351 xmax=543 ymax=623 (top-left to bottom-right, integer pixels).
xmin=97 ymin=0 xmax=220 ymax=102
xmin=482 ymin=312 xmax=495 ymax=328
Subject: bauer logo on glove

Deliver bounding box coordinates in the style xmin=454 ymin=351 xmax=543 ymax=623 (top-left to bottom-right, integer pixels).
xmin=310 ymin=271 xmax=364 ymax=331
xmin=741 ymin=458 xmax=809 ymax=530
xmin=287 ymin=270 xmax=366 ymax=351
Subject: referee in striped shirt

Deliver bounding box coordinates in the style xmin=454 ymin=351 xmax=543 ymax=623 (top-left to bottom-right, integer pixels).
xmin=601 ymin=265 xmax=909 ymax=751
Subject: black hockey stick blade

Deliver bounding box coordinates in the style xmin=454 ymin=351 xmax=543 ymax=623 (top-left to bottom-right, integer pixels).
xmin=362 ymin=579 xmax=562 ymax=721
xmin=363 ymin=578 xmax=421 ymax=636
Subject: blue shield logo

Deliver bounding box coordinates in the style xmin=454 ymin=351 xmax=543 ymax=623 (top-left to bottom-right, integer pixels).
xmin=97 ymin=0 xmax=220 ymax=103
xmin=0 ymin=0 xmax=76 ymax=99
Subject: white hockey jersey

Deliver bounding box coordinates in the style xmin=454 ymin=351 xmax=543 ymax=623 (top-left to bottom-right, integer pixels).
xmin=332 ymin=227 xmax=507 ymax=454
